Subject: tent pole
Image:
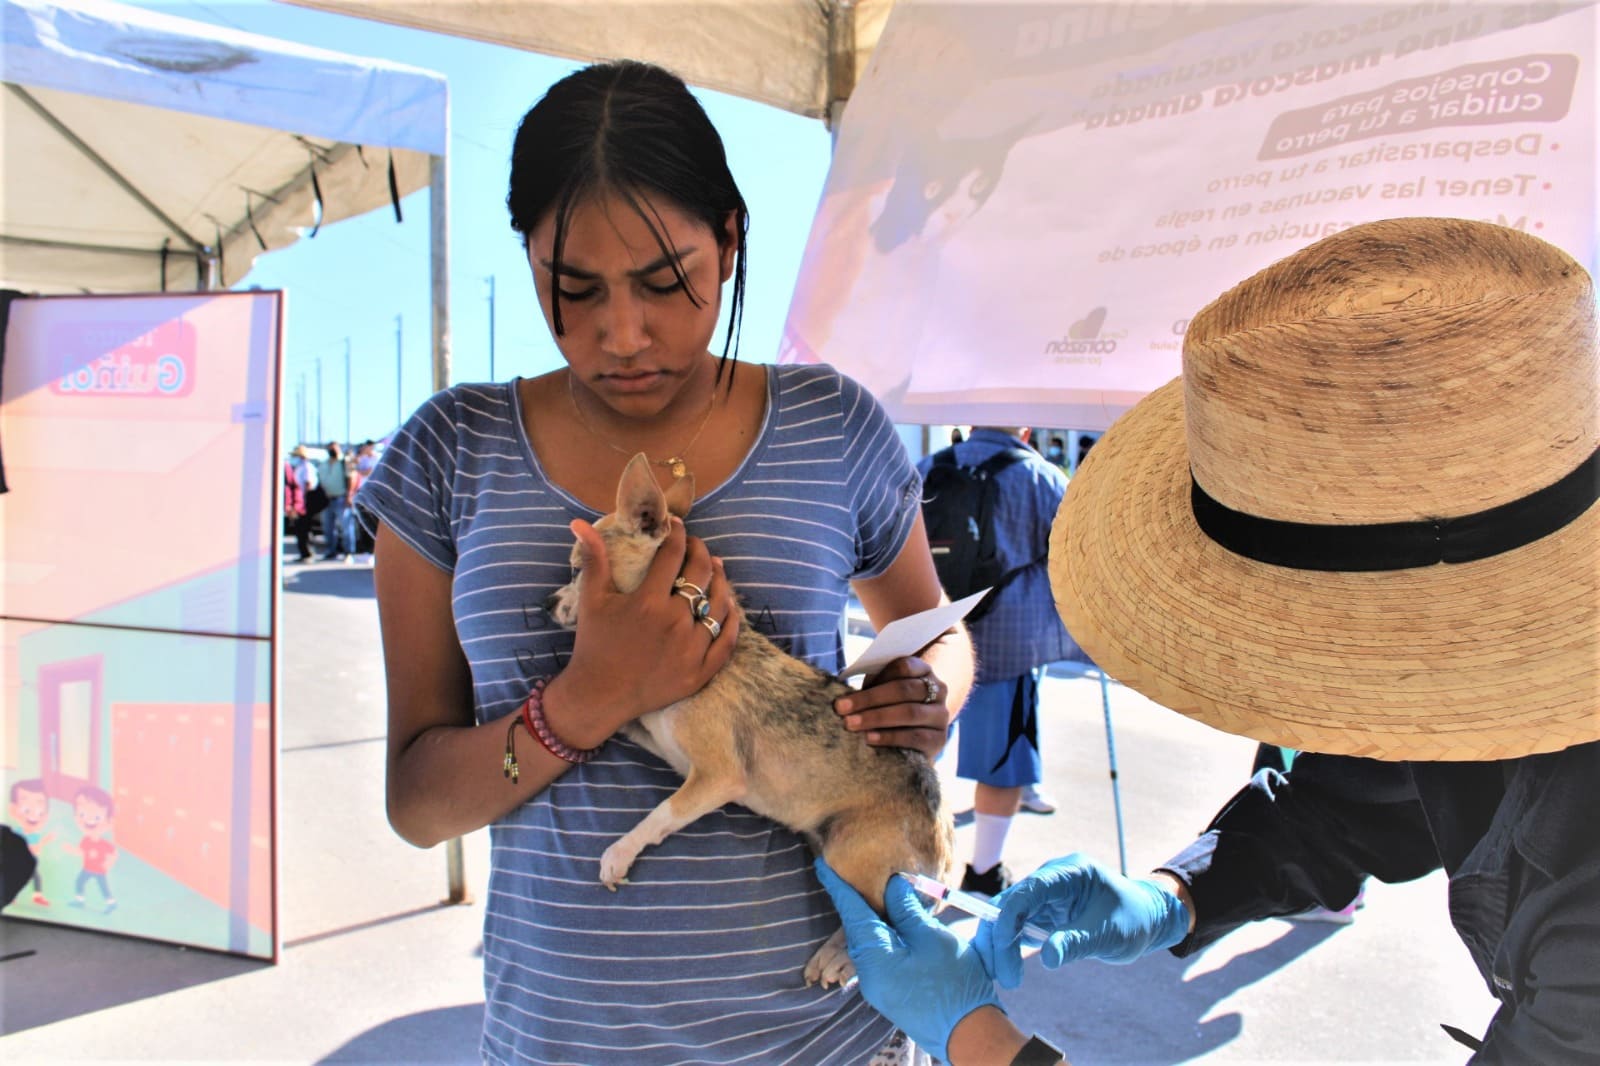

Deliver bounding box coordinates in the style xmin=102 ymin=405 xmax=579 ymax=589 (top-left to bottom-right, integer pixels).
xmin=429 ymin=149 xmax=469 ymax=905
xmin=429 ymin=152 xmax=452 ymax=396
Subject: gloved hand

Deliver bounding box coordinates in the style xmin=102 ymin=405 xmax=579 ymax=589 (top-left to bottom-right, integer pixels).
xmin=974 ymin=852 xmax=1192 ymax=988
xmin=814 ymin=858 xmax=1002 ymax=1062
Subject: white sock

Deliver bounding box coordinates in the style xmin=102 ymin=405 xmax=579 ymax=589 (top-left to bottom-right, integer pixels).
xmin=971 ymin=812 xmax=1014 ymax=873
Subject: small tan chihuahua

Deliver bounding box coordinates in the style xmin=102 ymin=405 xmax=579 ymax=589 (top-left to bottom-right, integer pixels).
xmin=546 ymin=453 xmax=955 ymax=985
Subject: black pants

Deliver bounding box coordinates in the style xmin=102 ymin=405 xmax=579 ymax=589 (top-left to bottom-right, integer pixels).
xmin=292 ymin=512 xmax=315 ymax=558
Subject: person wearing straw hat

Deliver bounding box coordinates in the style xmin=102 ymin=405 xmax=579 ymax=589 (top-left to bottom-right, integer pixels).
xmin=815 ymin=217 xmax=1600 ymax=1065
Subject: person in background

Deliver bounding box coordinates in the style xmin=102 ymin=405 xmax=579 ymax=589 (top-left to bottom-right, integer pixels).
xmin=349 ymin=441 xmax=379 ymax=562
xmin=317 ymin=441 xmax=355 ymax=561
xmin=284 ymin=449 xmax=313 ymax=562
xmin=354 ymin=60 xmax=972 ymax=1066
xmin=817 ymin=218 xmax=1600 ymax=1064
xmin=1072 ymin=433 xmax=1097 ymax=474
xmin=917 ymin=427 xmax=1072 ymax=897
xmin=1043 ymin=435 xmax=1067 ymax=471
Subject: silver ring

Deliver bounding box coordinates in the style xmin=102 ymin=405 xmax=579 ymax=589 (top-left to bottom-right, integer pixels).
xmin=673 ymin=584 xmax=712 ymax=620
xmin=920 ymin=676 xmax=940 ymax=704
xmin=700 ymin=616 xmax=722 ymax=639
xmin=673 ymin=577 xmax=707 ymax=598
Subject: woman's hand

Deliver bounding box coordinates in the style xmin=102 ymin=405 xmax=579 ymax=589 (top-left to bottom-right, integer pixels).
xmin=834 ymin=655 xmax=952 ymax=759
xmin=550 ymin=516 xmax=740 ymax=747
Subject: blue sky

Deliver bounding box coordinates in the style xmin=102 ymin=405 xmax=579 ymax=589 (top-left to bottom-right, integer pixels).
xmin=137 ymin=1 xmax=835 ymax=445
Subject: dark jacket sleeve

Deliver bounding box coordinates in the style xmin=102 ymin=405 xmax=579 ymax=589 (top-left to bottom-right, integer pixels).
xmin=1157 ymin=754 xmax=1440 ymax=954
xmin=1466 ymin=743 xmax=1600 ymax=1064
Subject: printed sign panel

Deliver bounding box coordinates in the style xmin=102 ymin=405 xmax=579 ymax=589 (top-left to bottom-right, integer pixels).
xmin=1 ymin=291 xmax=281 ymax=959
xmin=783 ymin=1 xmax=1596 ymax=429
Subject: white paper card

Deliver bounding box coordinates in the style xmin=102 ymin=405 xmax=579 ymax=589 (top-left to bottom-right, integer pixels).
xmin=840 ymin=589 xmax=990 ymax=679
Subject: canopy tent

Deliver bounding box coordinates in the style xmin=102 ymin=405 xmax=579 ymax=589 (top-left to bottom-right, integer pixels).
xmin=1 ymin=0 xmax=449 ymax=295
xmin=280 ymin=0 xmax=894 ymax=127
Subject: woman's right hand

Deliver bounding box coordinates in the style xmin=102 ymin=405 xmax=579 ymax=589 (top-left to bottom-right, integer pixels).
xmin=548 ymin=516 xmax=739 ymax=747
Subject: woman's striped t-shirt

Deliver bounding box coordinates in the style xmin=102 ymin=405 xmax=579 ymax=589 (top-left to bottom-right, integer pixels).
xmin=356 ymin=362 xmax=922 ymax=1065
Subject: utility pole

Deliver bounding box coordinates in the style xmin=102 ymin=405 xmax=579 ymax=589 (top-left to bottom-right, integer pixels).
xmin=344 ymin=337 xmax=351 ymax=444
xmin=395 ymin=313 xmax=403 ymax=429
xmin=315 ymin=357 xmax=323 ymax=443
xmin=486 ymin=275 xmax=496 ymax=381
xmin=296 ymin=375 xmax=306 ymax=445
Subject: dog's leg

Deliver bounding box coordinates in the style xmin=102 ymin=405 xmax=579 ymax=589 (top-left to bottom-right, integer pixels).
xmin=599 ymin=769 xmax=742 ymax=889
xmin=804 ymin=928 xmax=856 ymax=988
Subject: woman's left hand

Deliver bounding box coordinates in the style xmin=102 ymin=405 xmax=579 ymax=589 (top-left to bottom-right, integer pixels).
xmin=834 ymin=656 xmax=952 ymax=759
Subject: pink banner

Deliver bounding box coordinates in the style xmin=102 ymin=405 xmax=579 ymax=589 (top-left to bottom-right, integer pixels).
xmin=2 ymin=291 xmax=282 ymax=960
xmin=784 ymin=1 xmax=1596 ymax=430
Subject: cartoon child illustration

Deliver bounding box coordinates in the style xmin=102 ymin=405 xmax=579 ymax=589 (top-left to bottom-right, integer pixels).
xmin=7 ymin=779 xmax=54 ymax=906
xmin=62 ymin=785 xmax=117 ymax=914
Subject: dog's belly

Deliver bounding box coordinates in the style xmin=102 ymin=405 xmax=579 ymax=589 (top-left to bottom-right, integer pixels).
xmin=622 ymin=708 xmax=693 ymax=777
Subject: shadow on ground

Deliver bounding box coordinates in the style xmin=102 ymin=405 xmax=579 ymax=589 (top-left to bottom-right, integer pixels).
xmin=0 ymin=919 xmax=265 ymax=1033
xmin=319 ymin=1003 xmax=483 ymax=1065
xmin=1008 ymin=920 xmax=1347 ymax=1064
xmin=283 ymin=564 xmax=376 ymax=600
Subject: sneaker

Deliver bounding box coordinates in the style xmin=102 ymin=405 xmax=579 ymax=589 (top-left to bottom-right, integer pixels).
xmin=31 ymin=892 xmax=49 ymax=906
xmin=960 ymin=863 xmax=1013 ymax=898
xmin=1287 ymin=885 xmax=1365 ymax=925
xmin=1020 ymin=785 xmax=1058 ymax=815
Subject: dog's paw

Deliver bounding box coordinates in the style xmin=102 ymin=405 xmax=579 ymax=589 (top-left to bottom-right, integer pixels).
xmin=803 ymin=929 xmax=856 ymax=988
xmin=599 ymin=843 xmax=636 ymax=889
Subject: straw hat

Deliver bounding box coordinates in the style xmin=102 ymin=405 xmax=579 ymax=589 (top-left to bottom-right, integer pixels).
xmin=1051 ymin=217 xmax=1599 ymax=761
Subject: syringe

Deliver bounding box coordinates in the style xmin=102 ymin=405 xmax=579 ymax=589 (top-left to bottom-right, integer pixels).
xmin=898 ymin=870 xmax=1052 ymax=945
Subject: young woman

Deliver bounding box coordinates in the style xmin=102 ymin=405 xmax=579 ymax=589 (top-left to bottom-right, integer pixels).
xmin=356 ymin=60 xmax=974 ymax=1065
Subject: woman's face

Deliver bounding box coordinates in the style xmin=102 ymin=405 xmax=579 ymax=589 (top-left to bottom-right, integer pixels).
xmin=529 ymin=192 xmax=736 ymax=418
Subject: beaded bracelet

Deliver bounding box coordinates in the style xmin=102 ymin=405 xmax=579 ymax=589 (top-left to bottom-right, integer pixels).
xmin=520 ymin=677 xmax=602 ymax=765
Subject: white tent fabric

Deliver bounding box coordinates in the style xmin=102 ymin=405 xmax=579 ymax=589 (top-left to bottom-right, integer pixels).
xmin=1 ymin=0 xmax=449 ymax=294
xmin=280 ymin=0 xmax=894 ymax=124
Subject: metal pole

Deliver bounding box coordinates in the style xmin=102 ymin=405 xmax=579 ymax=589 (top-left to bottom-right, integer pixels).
xmin=1098 ymin=669 xmax=1129 ymax=875
xmin=395 ymin=313 xmax=403 ymax=429
xmin=486 ymin=275 xmax=496 ymax=382
xmin=315 ymin=358 xmax=323 ymax=443
xmin=428 ymin=152 xmax=468 ymax=904
xmin=344 ymin=337 xmax=351 ymax=444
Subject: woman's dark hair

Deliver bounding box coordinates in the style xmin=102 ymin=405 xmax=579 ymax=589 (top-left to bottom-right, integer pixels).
xmin=507 ymin=61 xmax=749 ymax=372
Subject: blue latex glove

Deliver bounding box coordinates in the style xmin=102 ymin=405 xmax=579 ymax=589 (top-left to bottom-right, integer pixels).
xmin=814 ymin=858 xmax=1002 ymax=1062
xmin=974 ymin=852 xmax=1192 ymax=988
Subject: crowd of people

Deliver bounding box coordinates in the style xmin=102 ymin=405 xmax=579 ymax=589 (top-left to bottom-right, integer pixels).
xmin=283 ymin=439 xmax=381 ymax=563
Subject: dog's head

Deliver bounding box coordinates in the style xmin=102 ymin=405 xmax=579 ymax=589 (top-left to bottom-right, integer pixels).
xmin=546 ymin=453 xmax=695 ymax=627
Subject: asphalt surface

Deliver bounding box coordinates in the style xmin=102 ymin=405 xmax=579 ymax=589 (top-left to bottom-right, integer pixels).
xmin=0 ymin=545 xmax=1496 ymax=1064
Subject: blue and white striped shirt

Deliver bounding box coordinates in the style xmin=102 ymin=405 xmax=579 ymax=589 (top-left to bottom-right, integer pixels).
xmin=357 ymin=363 xmax=921 ymax=1065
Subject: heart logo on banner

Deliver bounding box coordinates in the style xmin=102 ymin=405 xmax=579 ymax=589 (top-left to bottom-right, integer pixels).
xmin=1069 ymin=307 xmax=1107 ymax=340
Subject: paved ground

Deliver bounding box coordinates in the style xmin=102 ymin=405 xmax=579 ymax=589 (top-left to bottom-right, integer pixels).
xmin=1 ymin=546 xmax=1497 ymax=1064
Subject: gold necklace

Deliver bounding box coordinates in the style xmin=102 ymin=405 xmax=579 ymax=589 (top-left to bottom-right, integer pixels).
xmin=567 ymin=371 xmax=715 ymax=480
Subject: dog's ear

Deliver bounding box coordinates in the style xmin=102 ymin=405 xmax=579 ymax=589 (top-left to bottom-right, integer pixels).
xmin=664 ymin=473 xmax=695 ymax=520
xmin=617 ymin=453 xmax=670 ymax=537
